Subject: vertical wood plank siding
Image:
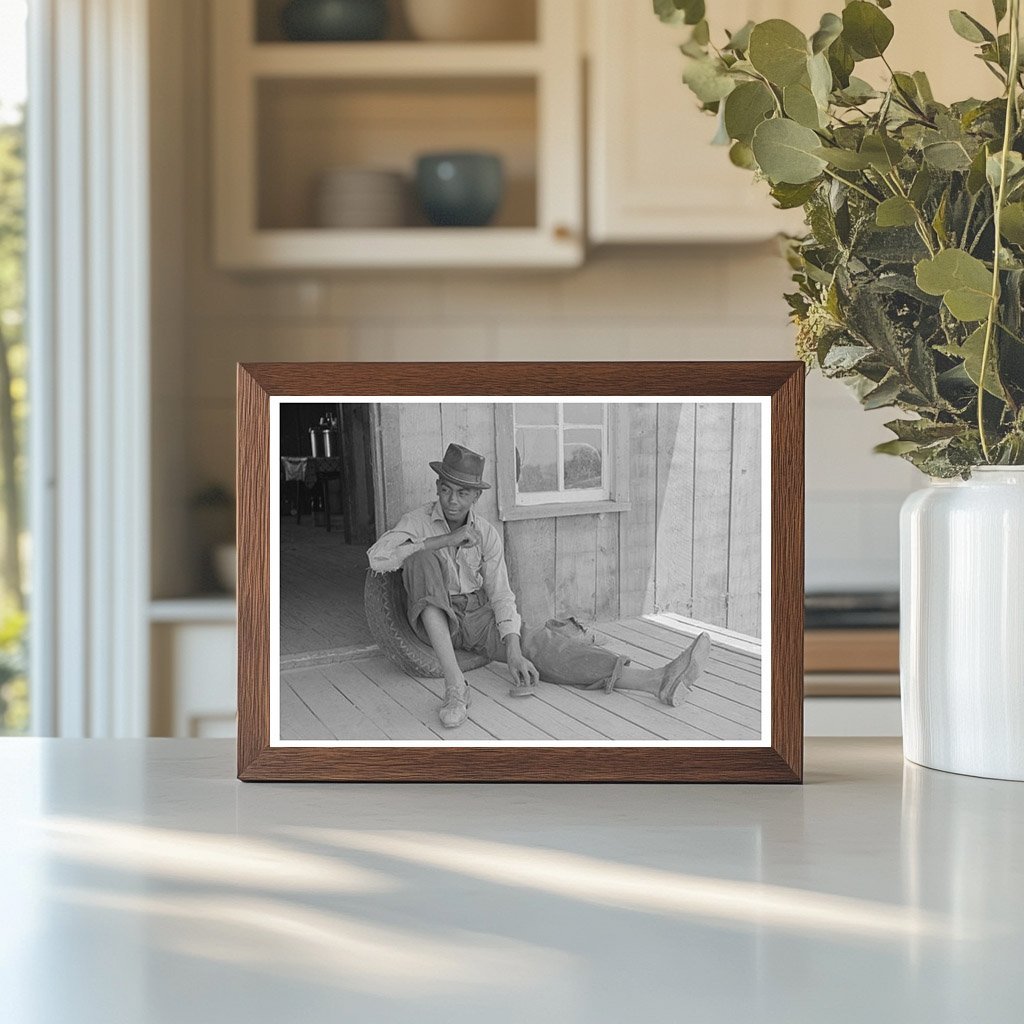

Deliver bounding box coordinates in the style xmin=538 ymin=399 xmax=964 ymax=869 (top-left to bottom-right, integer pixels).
xmin=382 ymin=401 xmax=762 ymax=639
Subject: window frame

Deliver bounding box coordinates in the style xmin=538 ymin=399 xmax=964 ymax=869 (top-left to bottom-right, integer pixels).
xmin=495 ymin=402 xmax=631 ymax=521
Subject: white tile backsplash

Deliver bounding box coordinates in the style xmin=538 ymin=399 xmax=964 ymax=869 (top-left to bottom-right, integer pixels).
xmin=182 ymin=249 xmax=919 ymax=593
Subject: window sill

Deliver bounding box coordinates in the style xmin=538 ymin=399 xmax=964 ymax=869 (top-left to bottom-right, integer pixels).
xmin=498 ymin=499 xmax=632 ymax=522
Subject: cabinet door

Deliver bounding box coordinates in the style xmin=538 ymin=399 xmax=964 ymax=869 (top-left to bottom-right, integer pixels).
xmin=588 ymin=0 xmax=997 ymax=244
xmin=212 ymin=0 xmax=584 ymax=269
xmin=587 ymin=0 xmax=812 ymax=242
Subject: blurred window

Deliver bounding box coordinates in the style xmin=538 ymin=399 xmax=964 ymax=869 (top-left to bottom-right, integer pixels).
xmin=0 ymin=0 xmax=27 ymax=734
xmin=514 ymin=402 xmax=609 ymax=504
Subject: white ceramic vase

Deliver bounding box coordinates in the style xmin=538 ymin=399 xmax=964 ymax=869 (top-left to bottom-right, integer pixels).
xmin=900 ymin=467 xmax=1024 ymax=780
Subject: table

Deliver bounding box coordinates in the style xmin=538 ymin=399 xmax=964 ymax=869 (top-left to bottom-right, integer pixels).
xmin=280 ymin=456 xmax=344 ymax=535
xmin=2 ymin=738 xmax=1021 ymax=1023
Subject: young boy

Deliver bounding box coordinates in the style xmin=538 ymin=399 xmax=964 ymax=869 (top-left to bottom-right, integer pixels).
xmin=367 ymin=443 xmax=712 ymax=729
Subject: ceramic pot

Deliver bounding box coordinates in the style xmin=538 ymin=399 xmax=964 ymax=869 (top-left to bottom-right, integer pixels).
xmin=900 ymin=467 xmax=1024 ymax=780
xmin=281 ymin=0 xmax=388 ymax=41
xmin=415 ymin=152 xmax=503 ymax=227
xmin=403 ymin=0 xmax=534 ymax=41
xmin=213 ymin=542 xmax=237 ymax=595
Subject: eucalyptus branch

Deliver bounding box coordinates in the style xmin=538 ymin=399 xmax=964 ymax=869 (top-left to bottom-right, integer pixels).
xmin=822 ymin=167 xmax=881 ymax=205
xmin=884 ymin=170 xmax=939 ymax=255
xmin=978 ymin=0 xmax=1021 ymax=462
xmin=969 ymin=213 xmax=994 ymax=253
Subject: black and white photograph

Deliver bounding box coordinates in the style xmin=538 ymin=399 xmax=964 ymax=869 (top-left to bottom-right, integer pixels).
xmin=270 ymin=397 xmax=769 ymax=745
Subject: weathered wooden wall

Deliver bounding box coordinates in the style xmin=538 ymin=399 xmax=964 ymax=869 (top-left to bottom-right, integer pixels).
xmin=377 ymin=401 xmax=762 ymax=638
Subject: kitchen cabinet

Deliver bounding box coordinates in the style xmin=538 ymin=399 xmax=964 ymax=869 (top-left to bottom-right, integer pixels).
xmin=586 ymin=0 xmax=998 ymax=244
xmin=211 ymin=0 xmax=583 ymax=269
xmin=150 ymin=601 xmax=237 ymax=737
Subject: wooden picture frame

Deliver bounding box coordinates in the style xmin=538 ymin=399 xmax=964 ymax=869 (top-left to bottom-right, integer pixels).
xmin=237 ymin=362 xmax=804 ymax=782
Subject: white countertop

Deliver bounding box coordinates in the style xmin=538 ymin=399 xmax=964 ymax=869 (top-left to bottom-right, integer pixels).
xmin=1 ymin=738 xmax=1020 ymax=1023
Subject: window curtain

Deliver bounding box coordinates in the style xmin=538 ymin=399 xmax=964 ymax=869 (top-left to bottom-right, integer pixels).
xmin=28 ymin=0 xmax=150 ymax=736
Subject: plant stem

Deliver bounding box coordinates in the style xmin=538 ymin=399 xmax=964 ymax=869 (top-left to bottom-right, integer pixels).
xmin=979 ymin=0 xmax=1021 ymax=462
xmin=822 ymin=167 xmax=880 ymax=205
xmin=884 ymin=170 xmax=939 ymax=254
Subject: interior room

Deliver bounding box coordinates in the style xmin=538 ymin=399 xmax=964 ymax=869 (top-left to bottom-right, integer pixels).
xmin=3 ymin=0 xmax=1023 ymax=1021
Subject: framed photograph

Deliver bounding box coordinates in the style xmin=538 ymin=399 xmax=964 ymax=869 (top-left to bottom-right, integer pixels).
xmin=237 ymin=362 xmax=804 ymax=782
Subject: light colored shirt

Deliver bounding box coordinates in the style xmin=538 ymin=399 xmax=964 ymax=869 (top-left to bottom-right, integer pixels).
xmin=366 ymin=500 xmax=522 ymax=639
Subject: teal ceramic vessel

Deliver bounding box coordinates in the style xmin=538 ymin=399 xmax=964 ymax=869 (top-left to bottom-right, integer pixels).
xmin=281 ymin=0 xmax=388 ymax=42
xmin=415 ymin=152 xmax=505 ymax=227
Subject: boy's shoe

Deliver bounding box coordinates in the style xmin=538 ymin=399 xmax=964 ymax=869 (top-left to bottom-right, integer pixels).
xmin=439 ymin=678 xmax=471 ymax=728
xmin=659 ymin=632 xmax=712 ymax=707
xmin=545 ymin=616 xmax=607 ymax=646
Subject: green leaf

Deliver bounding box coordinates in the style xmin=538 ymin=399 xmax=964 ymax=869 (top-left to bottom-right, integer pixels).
xmin=653 ymin=0 xmax=705 ymax=26
xmin=724 ymin=20 xmax=755 ymax=53
xmin=808 ymin=51 xmax=833 ymax=109
xmin=723 ymin=81 xmax=775 ymax=144
xmin=967 ymin=144 xmax=991 ymax=194
xmin=876 ymin=197 xmax=918 ymax=228
xmin=837 ymin=76 xmax=879 ymax=104
xmin=915 ymin=249 xmax=994 ymax=322
xmin=862 ymin=374 xmax=903 ymax=409
xmin=691 ymin=19 xmax=710 ymax=45
xmin=948 ymin=10 xmax=994 ymax=44
xmin=729 ymin=140 xmax=757 ymax=169
xmin=860 ymin=133 xmax=904 ymax=173
xmin=751 ymin=118 xmax=828 ymax=184
xmin=993 ymin=0 xmax=1008 ymax=24
xmin=885 ymin=418 xmax=964 ymax=443
xmin=1000 ymin=203 xmax=1024 ymax=244
xmin=682 ymin=57 xmax=736 ymax=104
xmin=913 ymin=71 xmax=935 ymax=104
xmin=711 ymin=109 xmax=731 ymax=145
xmin=874 ymin=438 xmax=922 ymax=455
xmin=770 ymin=180 xmax=820 ymax=209
xmin=938 ymin=325 xmax=1006 ymax=398
xmin=932 ymin=190 xmax=950 ymax=247
xmin=986 ymin=150 xmax=1024 ymax=191
xmin=810 ymin=12 xmax=843 ymax=54
xmin=922 ymin=140 xmax=973 ymax=171
xmin=842 ymin=1 xmax=895 ymax=59
xmin=813 ymin=146 xmax=872 ymax=170
xmin=748 ymin=20 xmax=809 ymax=86
xmin=909 ymin=164 xmax=933 ymax=205
xmin=828 ymin=37 xmax=855 ymax=89
xmin=784 ymin=80 xmax=824 ymax=129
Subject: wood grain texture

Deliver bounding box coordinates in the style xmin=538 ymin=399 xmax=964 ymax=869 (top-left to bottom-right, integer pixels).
xmin=618 ymin=402 xmax=657 ymax=618
xmin=505 ymin=516 xmax=556 ymax=626
xmin=770 ymin=365 xmax=804 ymax=782
xmin=395 ymin=403 xmax=443 ymax=520
xmin=654 ymin=402 xmax=695 ymax=616
xmin=727 ymin=402 xmax=762 ymax=638
xmin=236 ymin=361 xmax=804 ymax=783
xmin=555 ymin=515 xmax=598 ymax=621
xmin=236 ymin=365 xmax=271 ymax=777
xmin=691 ymin=403 xmax=734 ymax=627
xmin=440 ymin=402 xmax=499 ymax=523
xmin=595 ymin=511 xmax=620 ymax=623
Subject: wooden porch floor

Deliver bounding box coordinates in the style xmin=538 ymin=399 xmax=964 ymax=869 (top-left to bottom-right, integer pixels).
xmin=280 ymin=613 xmax=762 ymax=742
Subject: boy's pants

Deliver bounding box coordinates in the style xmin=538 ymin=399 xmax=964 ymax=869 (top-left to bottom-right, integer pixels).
xmin=402 ymin=547 xmax=627 ymax=691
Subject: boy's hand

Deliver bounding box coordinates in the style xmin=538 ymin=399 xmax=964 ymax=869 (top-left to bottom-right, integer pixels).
xmin=508 ymin=650 xmax=540 ymax=690
xmin=448 ymin=524 xmax=482 ymax=549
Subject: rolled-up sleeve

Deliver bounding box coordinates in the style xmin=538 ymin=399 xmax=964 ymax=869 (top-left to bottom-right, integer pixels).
xmin=366 ymin=513 xmax=425 ymax=573
xmin=480 ymin=524 xmax=521 ymax=639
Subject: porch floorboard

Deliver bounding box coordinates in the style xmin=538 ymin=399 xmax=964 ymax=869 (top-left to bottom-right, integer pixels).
xmin=280 ymin=613 xmax=763 ymax=742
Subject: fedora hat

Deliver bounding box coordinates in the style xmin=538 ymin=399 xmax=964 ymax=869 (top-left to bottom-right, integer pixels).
xmin=430 ymin=443 xmax=491 ymax=490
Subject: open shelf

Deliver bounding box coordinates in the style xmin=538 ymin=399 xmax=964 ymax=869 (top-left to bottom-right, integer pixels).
xmin=248 ymin=41 xmax=544 ymax=77
xmin=213 ymin=0 xmax=581 ymax=268
xmin=254 ymin=0 xmax=539 ymax=44
xmin=257 ymin=76 xmax=537 ymax=231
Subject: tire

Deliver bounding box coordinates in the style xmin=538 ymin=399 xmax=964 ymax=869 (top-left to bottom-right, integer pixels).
xmin=363 ymin=570 xmax=490 ymax=678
